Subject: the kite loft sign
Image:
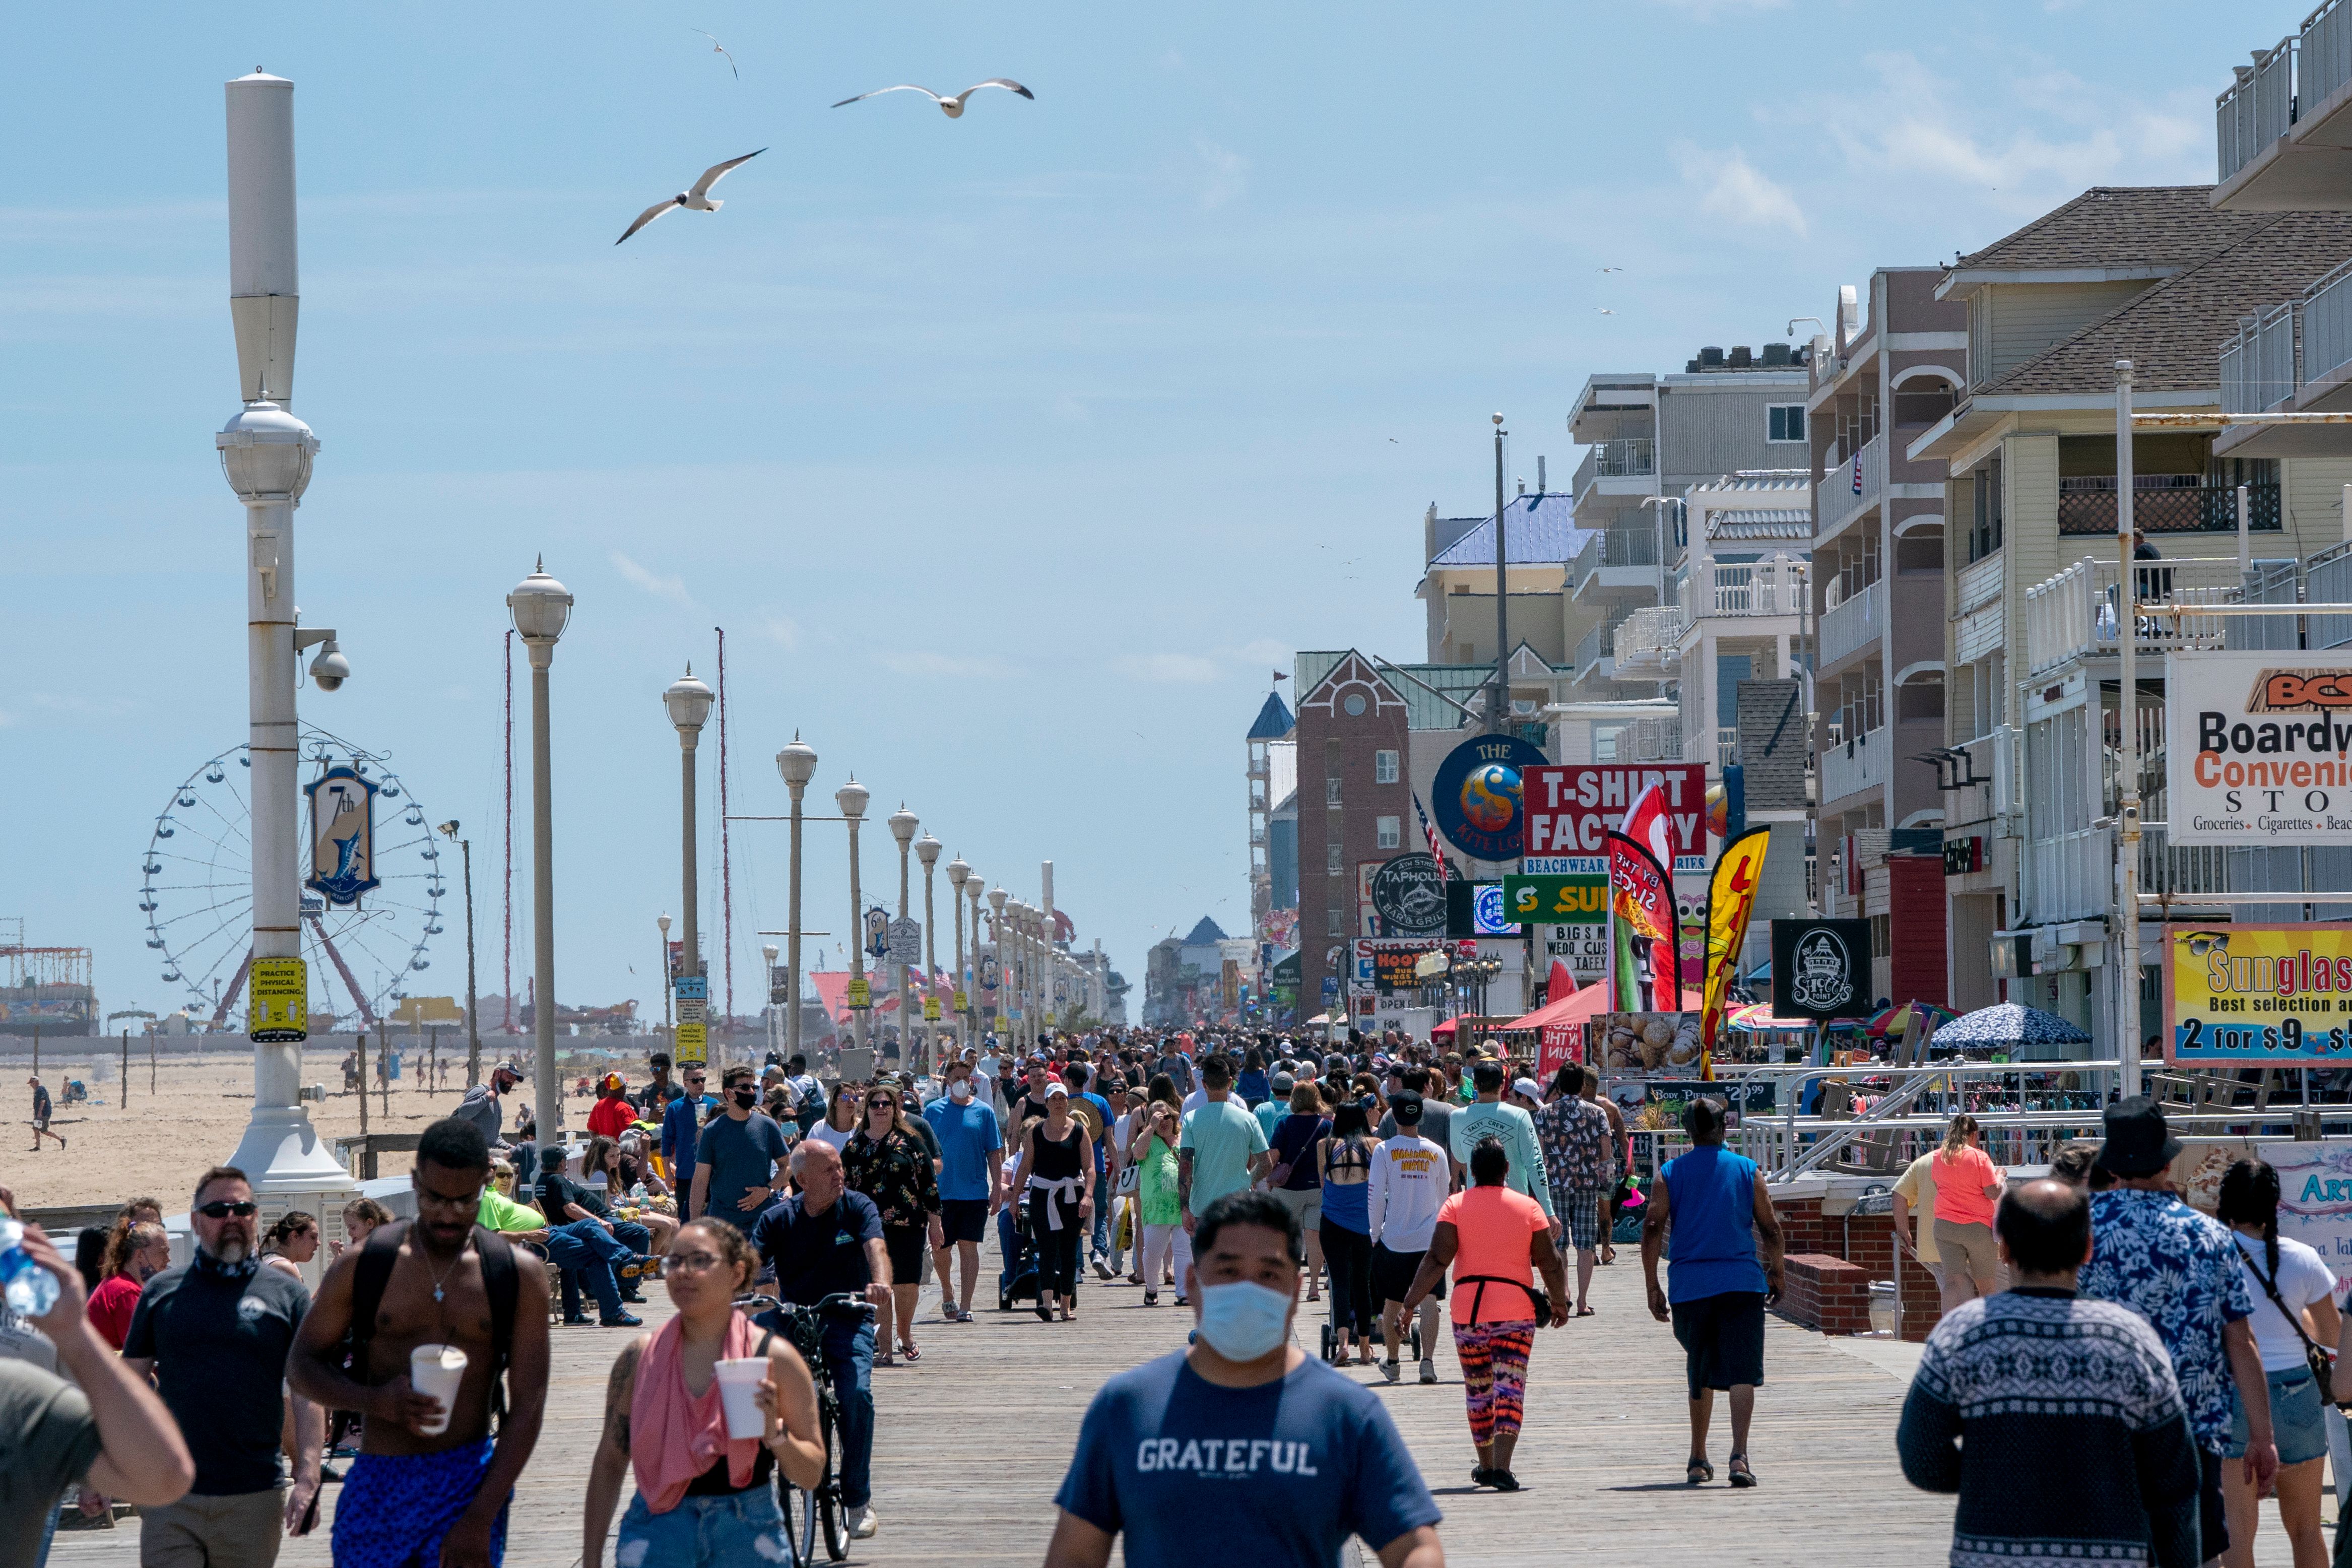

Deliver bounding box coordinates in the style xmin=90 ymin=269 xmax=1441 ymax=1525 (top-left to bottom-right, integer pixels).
xmin=2171 ymin=651 xmax=2352 ymax=846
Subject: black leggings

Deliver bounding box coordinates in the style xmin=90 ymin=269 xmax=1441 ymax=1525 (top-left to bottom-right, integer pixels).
xmin=1322 ymin=1223 xmax=1376 ymax=1339
xmin=1029 ymin=1190 xmax=1084 ymax=1297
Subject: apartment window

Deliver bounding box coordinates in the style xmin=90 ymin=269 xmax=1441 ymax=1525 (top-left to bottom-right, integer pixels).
xmin=1327 ymin=906 xmax=1345 ymax=936
xmin=1376 ymin=815 xmax=1401 ymax=850
xmin=1250 ymin=778 xmax=1267 ymax=807
xmin=1326 ymin=776 xmax=1343 ymax=807
xmin=1327 ymin=842 xmax=1344 ymax=874
xmin=1870 ymin=913 xmax=1891 ymax=958
xmin=1373 ymin=749 xmax=1399 ymax=785
xmin=1767 ymin=405 xmax=1806 ymax=443
xmin=1969 ymin=456 xmax=2004 ymax=563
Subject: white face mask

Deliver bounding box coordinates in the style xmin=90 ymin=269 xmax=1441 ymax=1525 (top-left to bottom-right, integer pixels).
xmin=949 ymin=1080 xmax=974 ymax=1102
xmin=1195 ymin=1279 xmax=1292 ymax=1362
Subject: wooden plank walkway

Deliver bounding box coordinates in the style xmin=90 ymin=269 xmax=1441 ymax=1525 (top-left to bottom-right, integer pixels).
xmin=48 ymin=1236 xmax=2308 ymax=1565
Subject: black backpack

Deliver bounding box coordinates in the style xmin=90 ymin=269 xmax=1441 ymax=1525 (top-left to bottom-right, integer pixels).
xmin=349 ymin=1220 xmax=521 ymax=1429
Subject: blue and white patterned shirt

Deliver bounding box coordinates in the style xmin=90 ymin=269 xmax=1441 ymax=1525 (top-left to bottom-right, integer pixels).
xmin=2078 ymin=1188 xmax=2254 ymax=1450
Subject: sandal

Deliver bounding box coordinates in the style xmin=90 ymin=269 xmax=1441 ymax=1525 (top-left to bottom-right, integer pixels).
xmin=874 ymin=1350 xmax=898 ymax=1367
xmin=1576 ymin=1305 xmax=1596 ymax=1317
xmin=1686 ymin=1459 xmax=1713 ymax=1485
xmin=1035 ymin=1301 xmax=1054 ymax=1323
xmin=900 ymin=1343 xmax=921 ymax=1361
xmin=1143 ymin=1292 xmax=1159 ymax=1306
xmin=1728 ymin=1454 xmax=1756 ymax=1488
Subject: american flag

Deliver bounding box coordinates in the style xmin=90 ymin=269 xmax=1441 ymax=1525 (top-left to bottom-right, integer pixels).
xmin=1851 ymin=452 xmax=1864 ymax=495
xmin=1413 ymin=794 xmax=1448 ymax=883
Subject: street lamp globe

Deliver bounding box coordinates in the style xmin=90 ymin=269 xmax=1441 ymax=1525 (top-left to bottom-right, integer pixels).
xmin=988 ymin=888 xmax=1008 ymax=917
xmin=945 ymin=856 xmax=969 ymax=890
xmin=506 ymin=559 xmax=573 ymax=645
xmin=914 ymin=833 xmax=941 ymax=869
xmin=776 ymin=734 xmax=818 ymax=788
xmin=887 ymin=805 xmax=920 ymax=849
xmin=657 ymin=913 xmax=671 ymax=937
xmin=216 ymin=399 xmax=317 ymax=502
xmin=835 ymin=777 xmax=869 ymax=821
xmin=762 ymin=942 xmax=779 ymax=965
xmin=663 ymin=666 xmax=714 ymax=734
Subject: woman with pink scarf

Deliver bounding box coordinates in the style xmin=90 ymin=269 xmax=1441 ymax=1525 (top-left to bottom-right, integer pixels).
xmin=582 ymin=1219 xmax=825 ymax=1566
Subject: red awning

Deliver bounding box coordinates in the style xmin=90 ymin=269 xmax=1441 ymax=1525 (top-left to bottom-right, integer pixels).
xmin=1499 ymin=981 xmax=1610 ymax=1033
xmin=1430 ymin=1016 xmax=1459 ymax=1038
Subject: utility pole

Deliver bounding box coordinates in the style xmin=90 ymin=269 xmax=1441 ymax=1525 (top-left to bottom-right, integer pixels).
xmin=2116 ymin=360 xmax=2144 ymax=1100
xmin=1492 ymin=413 xmax=1510 ymax=734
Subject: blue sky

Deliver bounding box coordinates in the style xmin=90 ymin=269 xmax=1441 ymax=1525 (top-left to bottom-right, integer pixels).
xmin=0 ymin=0 xmax=2272 ymax=1030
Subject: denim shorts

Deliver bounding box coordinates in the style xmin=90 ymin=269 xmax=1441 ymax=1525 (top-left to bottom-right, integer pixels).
xmin=2227 ymin=1364 xmax=2330 ymax=1466
xmin=614 ymin=1484 xmax=788 ymax=1568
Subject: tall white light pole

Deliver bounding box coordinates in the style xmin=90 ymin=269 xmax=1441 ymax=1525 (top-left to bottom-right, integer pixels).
xmin=219 ymin=70 xmax=352 ymax=1198
xmin=657 ymin=914 xmax=673 ymax=1030
xmin=887 ymin=806 xmax=919 ymax=1068
xmin=837 ymin=779 xmax=871 ymax=1052
xmin=917 ymin=834 xmax=942 ymax=1067
xmin=762 ymin=943 xmax=780 ymax=1059
xmin=988 ymin=888 xmax=1009 ymax=1051
xmin=1041 ymin=861 xmax=1057 ymax=1035
xmin=776 ymin=736 xmax=818 ymax=1066
xmin=664 ymin=668 xmax=714 ymax=979
xmin=946 ymin=855 xmax=970 ymax=1055
xmin=968 ymin=877 xmax=988 ymax=1048
xmin=508 ymin=561 xmax=573 ymax=1132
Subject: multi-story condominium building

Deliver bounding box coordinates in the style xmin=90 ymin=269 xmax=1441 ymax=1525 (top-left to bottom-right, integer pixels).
xmin=1909 ymin=183 xmax=2352 ymax=1039
xmin=1563 ymin=346 xmax=1813 ymax=700
xmin=1245 ymin=690 xmax=1295 ymax=944
xmin=1416 ymin=488 xmax=1584 ymax=674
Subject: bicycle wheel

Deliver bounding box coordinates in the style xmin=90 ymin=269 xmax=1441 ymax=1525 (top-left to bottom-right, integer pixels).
xmin=778 ymin=1409 xmax=830 ymax=1567
xmin=819 ymin=1409 xmax=848 ymax=1561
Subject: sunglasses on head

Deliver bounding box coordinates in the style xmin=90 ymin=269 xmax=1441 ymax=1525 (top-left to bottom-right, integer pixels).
xmin=196 ymin=1200 xmax=259 ymax=1218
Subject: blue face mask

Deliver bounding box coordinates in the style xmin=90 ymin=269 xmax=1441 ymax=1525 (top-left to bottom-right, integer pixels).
xmin=1195 ymin=1280 xmax=1292 ymax=1361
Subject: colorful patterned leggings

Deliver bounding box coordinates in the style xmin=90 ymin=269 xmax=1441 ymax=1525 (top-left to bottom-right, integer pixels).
xmin=1452 ymin=1320 xmax=1537 ymax=1446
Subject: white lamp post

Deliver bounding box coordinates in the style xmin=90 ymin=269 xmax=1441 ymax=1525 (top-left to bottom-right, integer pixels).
xmin=886 ymin=805 xmax=919 ymax=1068
xmin=762 ymin=942 xmax=780 ymax=1059
xmin=218 ymin=71 xmax=351 ymax=1199
xmin=945 ymin=855 xmax=970 ymax=1055
xmin=775 ymin=736 xmax=818 ymax=1066
xmin=836 ymin=778 xmax=871 ymax=1052
xmin=508 ymin=559 xmax=573 ymax=1132
xmin=663 ymin=666 xmax=714 ymax=990
xmin=987 ymin=887 xmax=1009 ymax=1050
xmin=657 ymin=914 xmax=673 ymax=1031
xmin=916 ymin=833 xmax=942 ymax=1068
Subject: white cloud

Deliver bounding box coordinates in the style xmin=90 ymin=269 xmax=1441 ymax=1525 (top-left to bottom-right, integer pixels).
xmin=1195 ymin=139 xmax=1248 ymax=211
xmin=758 ymin=614 xmax=802 ymax=650
xmin=1673 ymin=143 xmax=1805 ymax=236
xmin=610 ymin=550 xmax=695 ymax=608
xmin=881 ymin=650 xmax=1012 ymax=679
xmin=1117 ymin=652 xmax=1221 ymax=684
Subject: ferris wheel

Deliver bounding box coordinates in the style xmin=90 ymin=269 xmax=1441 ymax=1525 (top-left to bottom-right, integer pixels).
xmin=139 ymin=727 xmax=444 ymax=1031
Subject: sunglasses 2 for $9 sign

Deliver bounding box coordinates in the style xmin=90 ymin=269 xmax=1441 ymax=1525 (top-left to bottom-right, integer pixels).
xmin=2165 ymin=924 xmax=2352 ymax=1062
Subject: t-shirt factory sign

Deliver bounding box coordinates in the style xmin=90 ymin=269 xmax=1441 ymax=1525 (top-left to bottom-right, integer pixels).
xmin=2169 ymin=651 xmax=2352 ymax=845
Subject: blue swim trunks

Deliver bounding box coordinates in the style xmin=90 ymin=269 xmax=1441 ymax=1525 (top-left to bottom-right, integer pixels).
xmin=332 ymin=1438 xmax=509 ymax=1568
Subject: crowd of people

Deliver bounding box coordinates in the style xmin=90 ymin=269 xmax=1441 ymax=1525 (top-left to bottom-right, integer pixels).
xmin=27 ymin=1022 xmax=2330 ymax=1566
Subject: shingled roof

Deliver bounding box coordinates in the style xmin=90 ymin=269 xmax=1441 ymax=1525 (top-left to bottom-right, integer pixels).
xmin=1426 ymin=492 xmax=1586 ymax=568
xmin=1979 ymin=210 xmax=2352 ymax=396
xmin=1955 ymin=186 xmax=2274 ymax=273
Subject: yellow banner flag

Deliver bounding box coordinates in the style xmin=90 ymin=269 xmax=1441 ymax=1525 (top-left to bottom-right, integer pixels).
xmin=1701 ymin=827 xmax=1772 ymax=1081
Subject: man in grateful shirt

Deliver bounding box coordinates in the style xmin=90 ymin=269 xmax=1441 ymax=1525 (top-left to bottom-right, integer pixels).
xmin=1046 ymin=1189 xmax=1443 ymax=1568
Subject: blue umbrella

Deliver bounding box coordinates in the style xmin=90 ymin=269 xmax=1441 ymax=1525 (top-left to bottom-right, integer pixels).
xmin=1930 ymin=1002 xmax=2090 ymax=1049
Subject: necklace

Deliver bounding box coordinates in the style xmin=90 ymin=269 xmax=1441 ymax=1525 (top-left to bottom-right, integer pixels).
xmin=425 ymin=1236 xmax=472 ymax=1304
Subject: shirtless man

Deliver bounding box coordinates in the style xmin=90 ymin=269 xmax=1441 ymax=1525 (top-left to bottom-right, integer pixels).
xmin=289 ymin=1118 xmax=550 ymax=1568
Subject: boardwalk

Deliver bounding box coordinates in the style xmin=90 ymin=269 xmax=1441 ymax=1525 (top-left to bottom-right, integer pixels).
xmin=45 ymin=1237 xmax=2307 ymax=1566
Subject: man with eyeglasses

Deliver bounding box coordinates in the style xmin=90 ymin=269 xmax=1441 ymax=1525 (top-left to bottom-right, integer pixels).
xmin=659 ymin=1064 xmax=717 ymax=1217
xmin=290 ymin=1117 xmax=553 ymax=1568
xmin=122 ymin=1166 xmax=323 ymax=1567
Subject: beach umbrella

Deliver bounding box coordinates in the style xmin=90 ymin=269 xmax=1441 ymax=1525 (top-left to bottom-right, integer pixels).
xmin=1929 ymin=1002 xmax=2088 ymax=1050
xmin=1864 ymin=1001 xmax=1957 ymax=1038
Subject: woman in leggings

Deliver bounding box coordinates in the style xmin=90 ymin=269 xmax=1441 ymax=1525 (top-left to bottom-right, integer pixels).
xmin=1318 ymin=1099 xmax=1378 ymax=1365
xmin=1398 ymin=1136 xmax=1570 ymax=1492
xmin=1021 ymin=1082 xmax=1094 ymax=1322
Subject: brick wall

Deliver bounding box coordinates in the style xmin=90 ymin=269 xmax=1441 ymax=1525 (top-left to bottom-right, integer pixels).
xmin=1779 ymin=1253 xmax=1872 ymax=1336
xmin=1769 ymin=1192 xmax=1945 ymax=1340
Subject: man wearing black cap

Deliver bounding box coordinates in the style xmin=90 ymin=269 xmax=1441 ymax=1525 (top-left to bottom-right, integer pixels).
xmin=2077 ymin=1096 xmax=2276 ymax=1562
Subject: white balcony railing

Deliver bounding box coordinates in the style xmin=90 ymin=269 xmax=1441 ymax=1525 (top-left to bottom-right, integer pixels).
xmin=1820 ymin=726 xmax=1886 ymax=805
xmin=1572 ymin=528 xmax=1662 ymax=583
xmin=2026 ymin=825 xmax=2112 ymax=926
xmin=1819 ymin=578 xmax=1884 ymax=668
xmin=1691 ymin=555 xmax=1805 ymax=619
xmin=2022 ymin=556 xmax=2244 ymax=676
xmin=1716 ymin=727 xmax=1739 ymax=769
xmin=1621 ymin=715 xmax=1682 ymax=763
xmin=2221 ymin=303 xmax=2297 ymax=413
xmin=1815 ymin=433 xmax=1884 ymax=533
xmin=1956 ymin=552 xmax=2004 ymax=615
xmin=2308 ymin=258 xmax=2352 ymax=390
xmin=1574 ymin=620 xmax=1608 ymax=675
xmin=2311 ymin=0 xmax=2352 ymax=118
xmin=1610 ymin=604 xmax=1687 ymax=678
xmin=2218 ymin=37 xmax=2298 ymax=183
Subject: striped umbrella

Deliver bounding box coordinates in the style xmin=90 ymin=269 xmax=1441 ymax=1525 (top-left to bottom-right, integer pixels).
xmin=1864 ymin=1001 xmax=1957 ymax=1039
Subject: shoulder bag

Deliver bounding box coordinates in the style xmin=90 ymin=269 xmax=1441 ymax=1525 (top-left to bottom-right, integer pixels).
xmin=2244 ymin=1243 xmax=2338 ymax=1406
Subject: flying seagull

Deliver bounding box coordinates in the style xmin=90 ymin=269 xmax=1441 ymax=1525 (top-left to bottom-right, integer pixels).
xmin=1595 ymin=307 xmax=1616 ymax=314
xmin=1597 ymin=266 xmax=1622 ymax=273
xmin=616 ymin=149 xmax=765 ymax=245
xmin=830 ymin=79 xmax=1034 ymax=117
xmin=693 ymin=31 xmax=737 ymax=79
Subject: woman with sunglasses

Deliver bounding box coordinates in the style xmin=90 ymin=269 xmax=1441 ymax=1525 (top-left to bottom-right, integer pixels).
xmin=583 ymin=1220 xmax=824 ymax=1567
xmin=1021 ymin=1082 xmax=1094 ymax=1323
xmin=806 ymin=1082 xmax=863 ymax=1154
xmin=842 ymin=1084 xmax=941 ymax=1364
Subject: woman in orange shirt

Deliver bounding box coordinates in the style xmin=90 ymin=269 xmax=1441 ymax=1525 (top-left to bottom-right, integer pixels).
xmin=1398 ymin=1135 xmax=1570 ymax=1493
xmin=1928 ymin=1114 xmax=2005 ymax=1301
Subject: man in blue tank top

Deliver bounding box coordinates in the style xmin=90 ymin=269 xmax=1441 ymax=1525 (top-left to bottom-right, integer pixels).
xmin=1640 ymin=1095 xmax=1783 ymax=1490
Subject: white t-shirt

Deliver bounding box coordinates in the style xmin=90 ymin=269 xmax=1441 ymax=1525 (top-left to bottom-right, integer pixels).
xmin=806 ymin=1119 xmax=858 ymax=1153
xmin=2233 ymin=1231 xmax=2340 ymax=1373
xmin=1367 ymin=1134 xmax=1450 ymax=1254
xmin=1182 ymin=1087 xmax=1208 ymax=1115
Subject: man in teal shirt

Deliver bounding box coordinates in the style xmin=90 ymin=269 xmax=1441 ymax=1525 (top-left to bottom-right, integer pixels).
xmin=1179 ymin=1057 xmax=1272 ymax=1233
xmin=1252 ymin=1072 xmax=1293 ymax=1145
xmin=1450 ymin=1060 xmax=1559 ymax=1236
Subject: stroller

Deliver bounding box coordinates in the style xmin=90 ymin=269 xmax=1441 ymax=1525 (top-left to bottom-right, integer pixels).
xmin=996 ymin=1202 xmax=1042 ymax=1313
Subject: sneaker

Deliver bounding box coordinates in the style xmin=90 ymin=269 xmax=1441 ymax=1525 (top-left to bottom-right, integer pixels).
xmin=850 ymin=1506 xmax=879 ymax=1540
xmin=1418 ymin=1358 xmax=1438 ymax=1385
xmin=600 ymin=1312 xmax=644 ymax=1328
xmin=1092 ymin=1258 xmax=1114 ymax=1280
xmin=1380 ymin=1359 xmax=1400 ymax=1384
xmin=617 ymin=1256 xmax=656 ymax=1279
xmin=562 ymin=1315 xmax=595 ymax=1327
xmin=1489 ymin=1469 xmax=1523 ymax=1492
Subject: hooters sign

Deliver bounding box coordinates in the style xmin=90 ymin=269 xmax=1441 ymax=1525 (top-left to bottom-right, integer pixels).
xmin=1523 ymin=765 xmax=1709 ymax=865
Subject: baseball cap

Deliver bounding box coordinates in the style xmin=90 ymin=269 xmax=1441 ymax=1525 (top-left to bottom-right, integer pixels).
xmin=1389 ymin=1092 xmax=1424 ymax=1123
xmin=1512 ymin=1077 xmax=1541 ymax=1101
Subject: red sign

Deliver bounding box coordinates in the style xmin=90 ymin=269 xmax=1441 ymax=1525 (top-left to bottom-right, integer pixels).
xmin=1524 ymin=765 xmax=1709 ymax=858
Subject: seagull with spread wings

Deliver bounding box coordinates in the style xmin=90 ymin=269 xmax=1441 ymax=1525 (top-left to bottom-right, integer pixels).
xmin=616 ymin=149 xmax=765 ymax=245
xmin=693 ymin=31 xmax=737 ymax=79
xmin=830 ymin=79 xmax=1033 ymax=117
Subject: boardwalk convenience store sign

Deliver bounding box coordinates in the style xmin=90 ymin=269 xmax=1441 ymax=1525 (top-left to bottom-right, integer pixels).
xmin=2169 ymin=651 xmax=2352 ymax=845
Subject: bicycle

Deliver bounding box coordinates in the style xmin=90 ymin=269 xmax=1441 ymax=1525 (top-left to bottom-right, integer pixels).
xmin=735 ymin=1291 xmax=875 ymax=1566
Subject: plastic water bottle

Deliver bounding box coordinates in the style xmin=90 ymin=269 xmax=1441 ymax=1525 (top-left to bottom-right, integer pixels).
xmin=0 ymin=1217 xmax=60 ymax=1318
xmin=630 ymin=1183 xmax=648 ymax=1202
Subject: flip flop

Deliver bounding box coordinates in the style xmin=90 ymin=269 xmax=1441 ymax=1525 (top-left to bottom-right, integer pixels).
xmin=1576 ymin=1306 xmax=1596 ymax=1317
xmin=900 ymin=1344 xmax=922 ymax=1361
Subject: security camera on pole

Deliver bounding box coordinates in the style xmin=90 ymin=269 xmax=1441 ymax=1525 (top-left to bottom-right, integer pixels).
xmin=219 ymin=70 xmax=357 ymax=1209
xmin=664 ymin=666 xmax=715 ymax=1072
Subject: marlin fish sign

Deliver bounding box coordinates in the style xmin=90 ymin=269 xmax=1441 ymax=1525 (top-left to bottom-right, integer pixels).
xmin=305 ymin=763 xmax=379 ymax=906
